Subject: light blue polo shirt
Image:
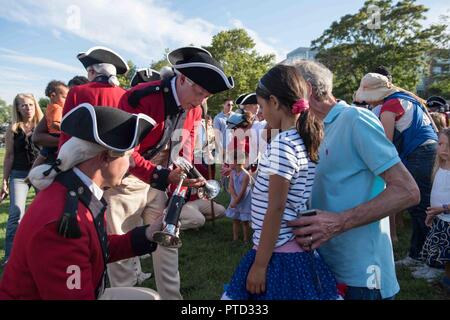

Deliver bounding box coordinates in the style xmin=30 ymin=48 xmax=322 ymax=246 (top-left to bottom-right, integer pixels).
xmin=312 ymin=101 xmax=401 ymax=298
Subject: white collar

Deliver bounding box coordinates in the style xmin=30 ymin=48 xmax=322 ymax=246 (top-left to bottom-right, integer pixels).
xmin=171 ymin=77 xmax=181 ymax=107
xmin=73 ymin=167 xmax=104 ymax=201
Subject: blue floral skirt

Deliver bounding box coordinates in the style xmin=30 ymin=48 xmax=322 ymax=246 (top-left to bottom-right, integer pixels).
xmin=420 ymin=217 xmax=450 ymax=268
xmin=225 ymin=249 xmax=338 ymax=300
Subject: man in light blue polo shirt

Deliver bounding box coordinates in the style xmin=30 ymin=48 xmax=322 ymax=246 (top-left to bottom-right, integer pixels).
xmin=288 ymin=60 xmax=420 ymax=300
xmin=213 ymin=98 xmax=235 ymax=153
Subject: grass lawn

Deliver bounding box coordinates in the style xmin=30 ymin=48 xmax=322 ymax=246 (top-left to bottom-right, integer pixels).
xmin=0 ymin=148 xmax=448 ymax=300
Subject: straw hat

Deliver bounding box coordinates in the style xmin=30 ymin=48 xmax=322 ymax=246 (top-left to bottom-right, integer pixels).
xmin=354 ymin=73 xmax=399 ymax=104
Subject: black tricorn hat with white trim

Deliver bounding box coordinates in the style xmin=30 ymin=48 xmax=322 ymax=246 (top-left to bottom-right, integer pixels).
xmin=130 ymin=68 xmax=161 ymax=87
xmin=427 ymin=96 xmax=449 ymax=110
xmin=235 ymin=92 xmax=257 ymax=105
xmin=168 ymin=46 xmax=234 ymax=94
xmin=61 ymin=103 xmax=155 ymax=152
xmin=77 ymin=46 xmax=129 ymax=75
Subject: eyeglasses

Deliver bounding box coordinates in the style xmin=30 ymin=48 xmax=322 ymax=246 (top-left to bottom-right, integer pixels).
xmin=185 ymin=76 xmax=210 ymax=98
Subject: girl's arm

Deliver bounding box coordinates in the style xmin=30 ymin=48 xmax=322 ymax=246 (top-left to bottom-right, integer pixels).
xmin=425 ymin=206 xmax=447 ymax=227
xmin=246 ymin=174 xmax=290 ymax=294
xmin=233 ymin=173 xmax=250 ymax=204
xmin=228 ymin=173 xmax=238 ymax=199
xmin=1 ymin=127 xmax=15 ymax=199
xmin=379 ymin=111 xmax=396 ymax=142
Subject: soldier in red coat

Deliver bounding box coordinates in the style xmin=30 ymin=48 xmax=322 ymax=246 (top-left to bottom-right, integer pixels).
xmin=105 ymin=47 xmax=234 ymax=299
xmin=0 ymin=104 xmax=161 ymax=300
xmin=59 ymin=46 xmax=129 ymax=147
xmin=33 ymin=46 xmax=129 ymax=153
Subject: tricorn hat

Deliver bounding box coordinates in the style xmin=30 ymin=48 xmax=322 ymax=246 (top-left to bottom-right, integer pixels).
xmin=77 ymin=46 xmax=129 ymax=75
xmin=61 ymin=103 xmax=155 ymax=152
xmin=235 ymin=92 xmax=257 ymax=106
xmin=130 ymin=68 xmax=161 ymax=87
xmin=427 ymin=96 xmax=449 ymax=112
xmin=168 ymin=46 xmax=234 ymax=94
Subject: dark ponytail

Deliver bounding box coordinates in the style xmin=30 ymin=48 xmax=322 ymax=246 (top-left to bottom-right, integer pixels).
xmin=256 ymin=64 xmax=324 ymax=163
xmin=296 ymin=110 xmax=323 ymax=163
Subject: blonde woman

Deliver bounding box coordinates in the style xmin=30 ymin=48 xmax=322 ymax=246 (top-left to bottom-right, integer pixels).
xmin=1 ymin=93 xmax=43 ymax=266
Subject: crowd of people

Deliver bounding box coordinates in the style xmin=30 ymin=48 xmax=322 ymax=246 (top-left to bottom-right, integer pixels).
xmin=0 ymin=44 xmax=448 ymax=300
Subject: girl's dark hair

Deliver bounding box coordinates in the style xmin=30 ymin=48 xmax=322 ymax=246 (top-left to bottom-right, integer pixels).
xmin=45 ymin=80 xmax=67 ymax=97
xmin=256 ymin=64 xmax=323 ymax=163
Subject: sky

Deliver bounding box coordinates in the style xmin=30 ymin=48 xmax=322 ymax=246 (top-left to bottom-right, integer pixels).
xmin=0 ymin=0 xmax=448 ymax=104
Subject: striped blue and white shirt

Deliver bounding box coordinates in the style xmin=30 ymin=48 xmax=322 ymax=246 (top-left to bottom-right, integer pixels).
xmin=251 ymin=129 xmax=316 ymax=247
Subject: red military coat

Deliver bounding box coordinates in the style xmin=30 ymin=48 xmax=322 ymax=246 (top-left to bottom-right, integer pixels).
xmin=0 ymin=170 xmax=155 ymax=300
xmin=119 ymin=78 xmax=202 ymax=185
xmin=59 ymin=81 xmax=126 ymax=147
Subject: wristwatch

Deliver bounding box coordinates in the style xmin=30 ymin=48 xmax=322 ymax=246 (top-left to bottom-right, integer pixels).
xmin=442 ymin=204 xmax=449 ymax=214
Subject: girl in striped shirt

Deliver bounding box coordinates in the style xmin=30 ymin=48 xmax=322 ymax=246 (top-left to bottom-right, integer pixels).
xmin=223 ymin=64 xmax=338 ymax=300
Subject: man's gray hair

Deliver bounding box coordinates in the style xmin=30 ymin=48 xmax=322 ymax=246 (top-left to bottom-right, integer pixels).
xmin=288 ymin=59 xmax=334 ymax=101
xmin=160 ymin=66 xmax=175 ymax=80
xmin=89 ymin=63 xmax=120 ymax=87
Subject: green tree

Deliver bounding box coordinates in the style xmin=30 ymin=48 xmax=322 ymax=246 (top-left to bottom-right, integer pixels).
xmin=150 ymin=48 xmax=171 ymax=71
xmin=117 ymin=60 xmax=137 ymax=89
xmin=204 ymin=29 xmax=275 ymax=115
xmin=427 ymin=78 xmax=450 ymax=99
xmin=0 ymin=98 xmax=12 ymax=124
xmin=311 ymin=0 xmax=448 ymax=102
xmin=38 ymin=97 xmax=50 ymax=115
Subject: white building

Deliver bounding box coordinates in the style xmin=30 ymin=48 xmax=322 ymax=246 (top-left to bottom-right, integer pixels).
xmin=284 ymin=47 xmax=318 ymax=64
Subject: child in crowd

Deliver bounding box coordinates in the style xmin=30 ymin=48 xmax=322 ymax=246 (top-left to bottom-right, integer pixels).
xmin=225 ymin=149 xmax=252 ymax=244
xmin=418 ymin=128 xmax=450 ymax=291
xmin=220 ymin=110 xmax=254 ymax=192
xmin=222 ymin=64 xmax=338 ymax=300
xmin=32 ymin=81 xmax=68 ymax=166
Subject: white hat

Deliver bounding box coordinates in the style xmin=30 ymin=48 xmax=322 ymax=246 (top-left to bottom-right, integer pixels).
xmin=354 ymin=73 xmax=399 ymax=103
